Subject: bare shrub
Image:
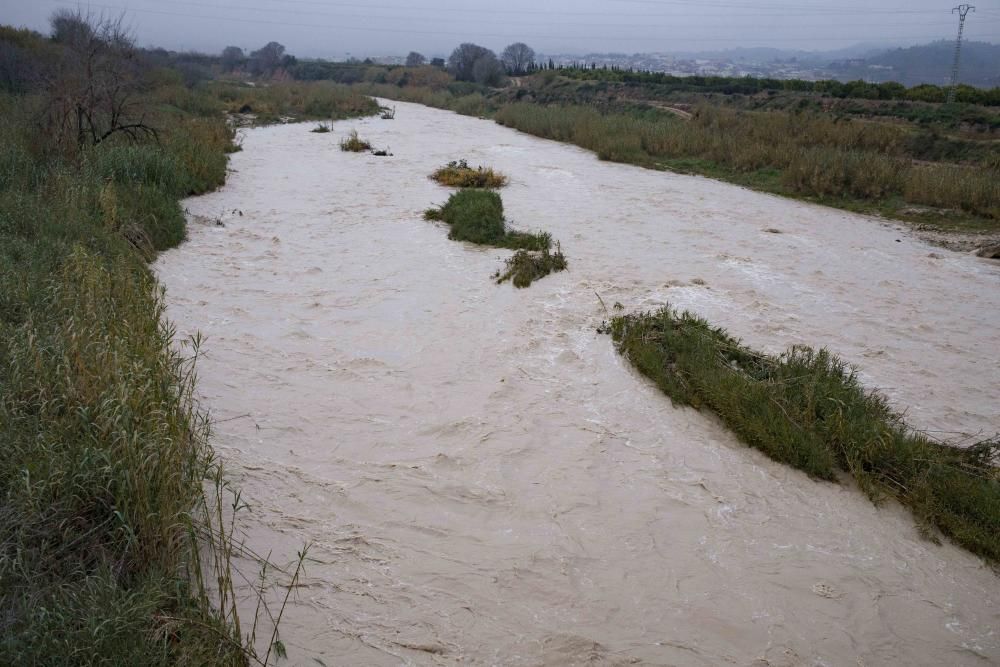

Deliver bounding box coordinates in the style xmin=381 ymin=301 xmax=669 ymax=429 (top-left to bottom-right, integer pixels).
xmin=42 ymin=10 xmax=156 ymax=152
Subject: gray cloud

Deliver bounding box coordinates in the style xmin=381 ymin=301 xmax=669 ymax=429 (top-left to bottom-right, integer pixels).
xmin=4 ymin=0 xmax=999 ymax=58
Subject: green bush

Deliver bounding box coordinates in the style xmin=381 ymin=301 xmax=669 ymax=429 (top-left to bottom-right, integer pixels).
xmin=430 ymin=189 xmax=507 ymax=244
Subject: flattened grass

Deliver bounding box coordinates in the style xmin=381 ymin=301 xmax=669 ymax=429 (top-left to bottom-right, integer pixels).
xmin=496 ymin=245 xmax=568 ymax=288
xmin=606 ymin=306 xmax=1000 ymax=563
xmin=431 ymin=159 xmax=508 ymax=188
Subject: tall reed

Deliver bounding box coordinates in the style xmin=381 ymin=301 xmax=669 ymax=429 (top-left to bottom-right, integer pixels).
xmin=494 ymin=103 xmax=999 ymax=220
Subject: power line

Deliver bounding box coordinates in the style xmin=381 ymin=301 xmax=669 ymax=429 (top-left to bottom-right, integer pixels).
xmin=947 ymin=4 xmax=975 ymax=103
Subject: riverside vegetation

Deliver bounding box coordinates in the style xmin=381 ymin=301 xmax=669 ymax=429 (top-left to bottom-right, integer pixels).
xmin=350 ymin=70 xmax=998 ymax=235
xmin=424 ymin=189 xmax=567 ymax=287
xmin=0 ymin=16 xmax=376 ymax=662
xmin=124 ymin=40 xmax=996 ymax=233
xmin=604 ymin=307 xmax=1000 ymax=563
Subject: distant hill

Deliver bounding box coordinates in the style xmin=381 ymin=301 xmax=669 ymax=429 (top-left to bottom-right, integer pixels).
xmin=674 ymin=44 xmax=890 ymax=64
xmin=829 ymin=41 xmax=1000 ymax=87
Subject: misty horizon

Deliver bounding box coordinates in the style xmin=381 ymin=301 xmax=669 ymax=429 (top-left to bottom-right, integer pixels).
xmin=4 ymin=0 xmax=999 ymax=61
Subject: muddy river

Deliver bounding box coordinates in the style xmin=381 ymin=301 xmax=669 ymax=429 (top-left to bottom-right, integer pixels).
xmin=156 ymin=101 xmax=1000 ymax=665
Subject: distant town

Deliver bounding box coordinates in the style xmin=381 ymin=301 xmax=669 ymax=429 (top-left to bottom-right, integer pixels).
xmin=367 ymin=41 xmax=999 ymax=88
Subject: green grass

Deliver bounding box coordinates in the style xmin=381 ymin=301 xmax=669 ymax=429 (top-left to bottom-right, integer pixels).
xmin=606 ymin=306 xmax=1000 ymax=563
xmin=424 ymin=189 xmax=567 ymax=286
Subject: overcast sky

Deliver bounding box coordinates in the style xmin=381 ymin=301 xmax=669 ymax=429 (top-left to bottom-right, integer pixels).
xmin=3 ymin=0 xmax=999 ymax=58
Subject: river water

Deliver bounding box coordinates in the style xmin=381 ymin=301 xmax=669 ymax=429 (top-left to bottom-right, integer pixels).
xmin=156 ymin=101 xmax=1000 ymax=665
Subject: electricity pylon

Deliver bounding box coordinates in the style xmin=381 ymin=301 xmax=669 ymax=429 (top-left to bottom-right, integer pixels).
xmin=947 ymin=4 xmax=975 ymax=104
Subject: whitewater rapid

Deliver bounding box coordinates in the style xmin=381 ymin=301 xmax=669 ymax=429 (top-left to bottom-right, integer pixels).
xmin=156 ymin=100 xmax=999 ymax=665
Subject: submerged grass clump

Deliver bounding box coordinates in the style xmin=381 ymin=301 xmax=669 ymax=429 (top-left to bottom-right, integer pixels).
xmin=339 ymin=129 xmax=372 ymax=152
xmin=424 ymin=189 xmax=567 ymax=286
xmin=496 ymin=244 xmax=568 ymax=288
xmin=606 ymin=306 xmax=1000 ymax=563
xmin=431 ymin=159 xmax=509 ymax=188
xmin=311 ymin=122 xmax=331 ymax=133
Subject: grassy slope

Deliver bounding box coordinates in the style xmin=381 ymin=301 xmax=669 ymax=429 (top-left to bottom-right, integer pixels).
xmin=0 ymin=80 xmax=376 ymax=662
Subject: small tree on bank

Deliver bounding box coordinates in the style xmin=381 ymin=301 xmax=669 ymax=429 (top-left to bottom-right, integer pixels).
xmin=249 ymin=41 xmax=284 ymax=76
xmin=405 ymin=51 xmax=426 ymax=67
xmin=447 ymin=43 xmax=492 ymax=82
xmin=472 ymin=52 xmax=505 ymax=86
xmin=43 ymin=9 xmax=156 ymax=151
xmin=220 ymin=45 xmax=244 ymax=71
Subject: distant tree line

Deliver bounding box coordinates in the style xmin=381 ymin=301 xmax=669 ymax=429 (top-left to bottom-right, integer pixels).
xmin=555 ymin=65 xmax=1000 ymax=107
xmin=7 ymin=21 xmax=994 ymax=109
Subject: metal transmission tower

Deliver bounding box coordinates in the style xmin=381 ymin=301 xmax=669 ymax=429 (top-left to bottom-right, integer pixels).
xmin=947 ymin=4 xmax=975 ymax=103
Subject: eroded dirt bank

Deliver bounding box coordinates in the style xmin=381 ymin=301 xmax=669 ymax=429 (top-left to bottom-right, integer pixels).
xmin=156 ymin=101 xmax=999 ymax=665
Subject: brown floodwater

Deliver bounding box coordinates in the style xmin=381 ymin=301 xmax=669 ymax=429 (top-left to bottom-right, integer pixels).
xmin=156 ymin=101 xmax=1000 ymax=665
